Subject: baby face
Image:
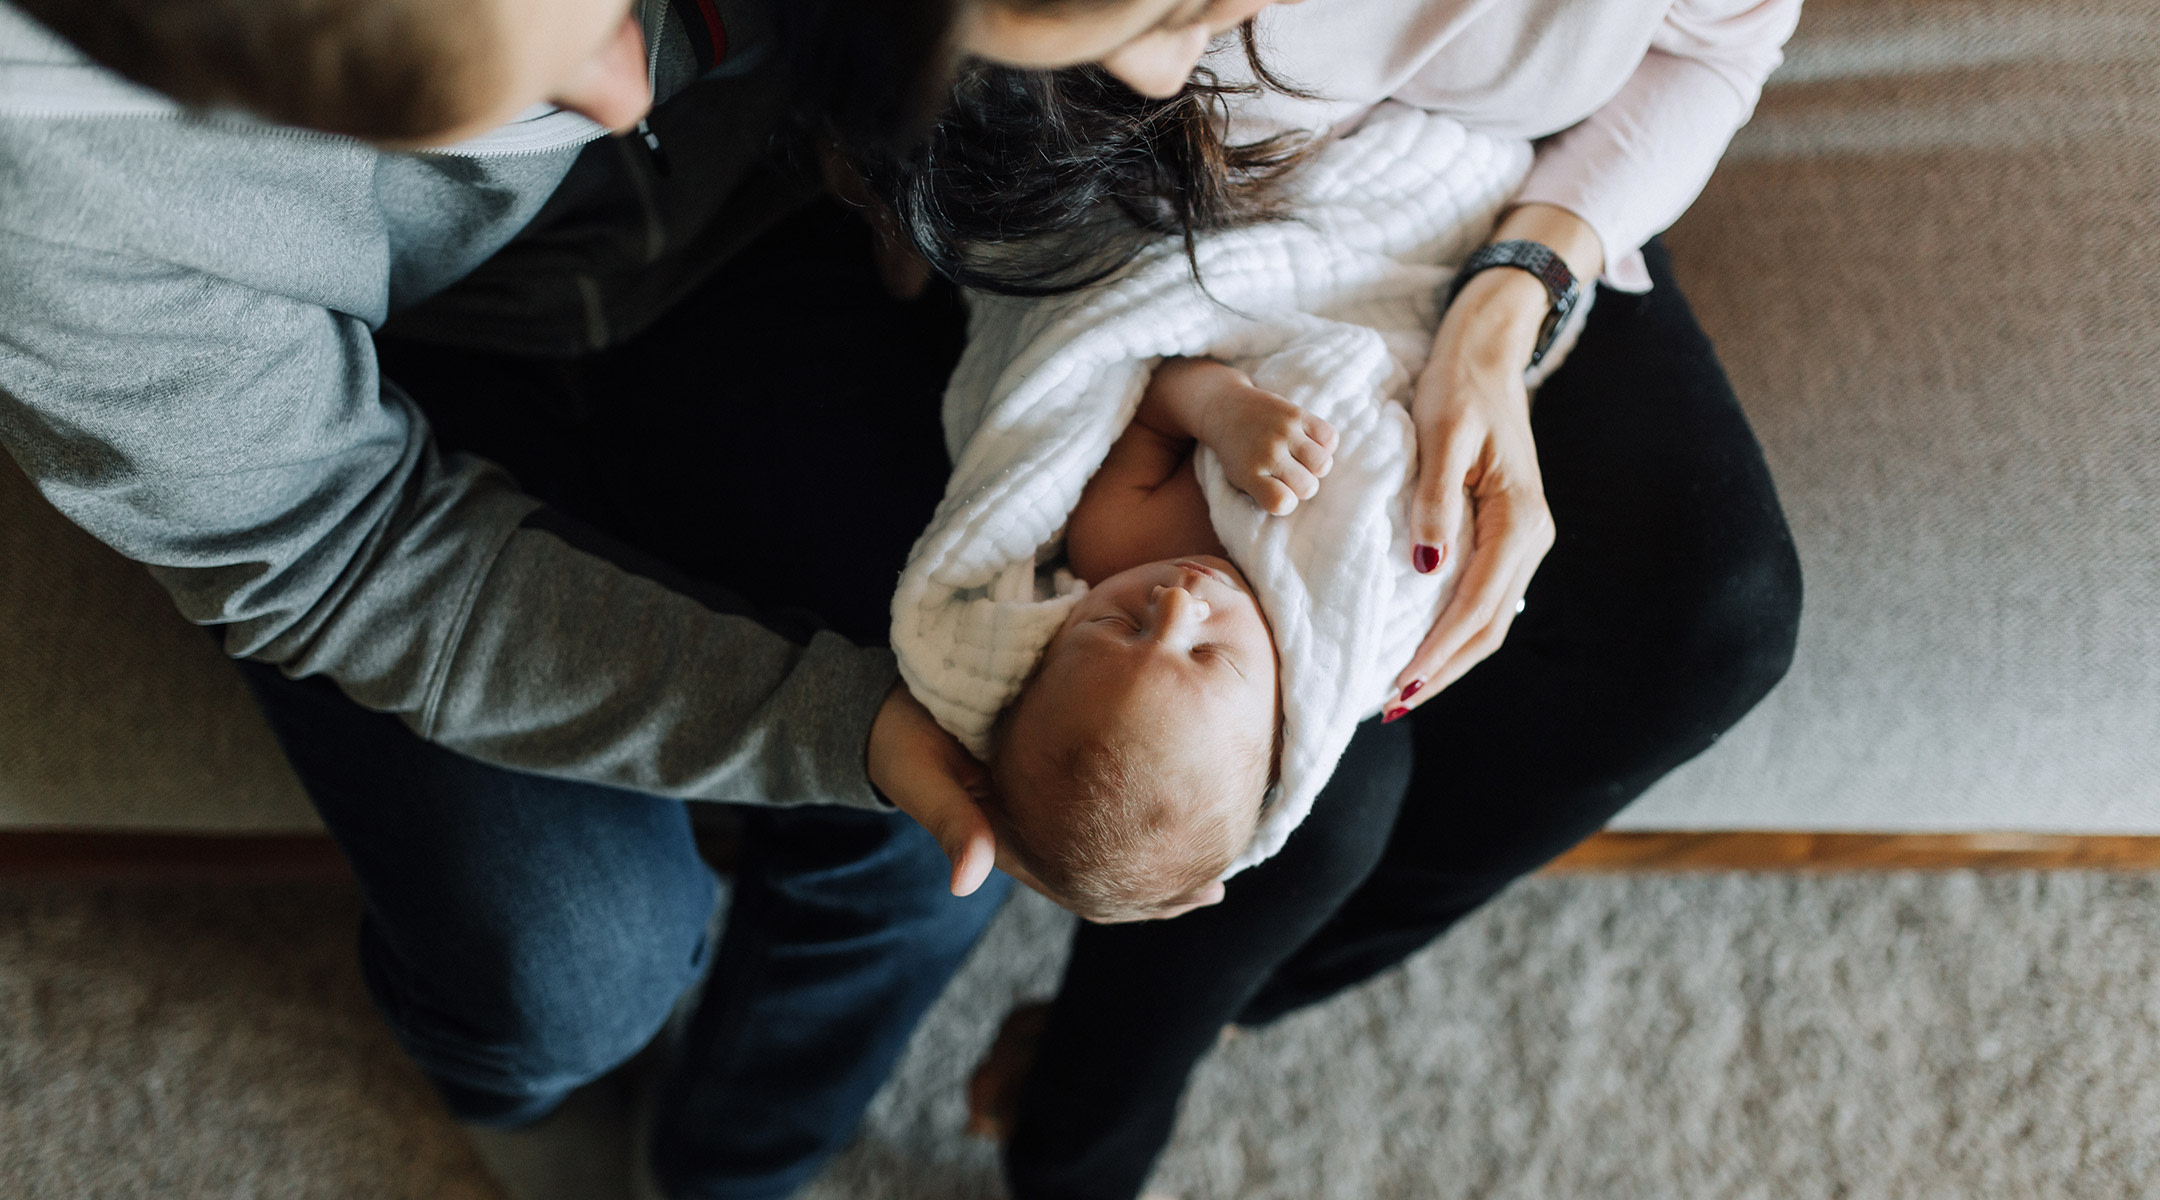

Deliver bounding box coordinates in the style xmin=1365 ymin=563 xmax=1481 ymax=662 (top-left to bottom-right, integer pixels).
xmin=991 ymin=555 xmax=1280 ymax=920
xmin=1039 ymin=555 xmax=1279 ymax=759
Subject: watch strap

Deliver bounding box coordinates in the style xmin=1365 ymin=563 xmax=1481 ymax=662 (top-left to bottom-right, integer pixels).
xmin=1443 ymin=239 xmax=1581 ymax=368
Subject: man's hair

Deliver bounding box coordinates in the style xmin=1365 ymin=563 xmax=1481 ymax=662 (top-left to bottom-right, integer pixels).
xmin=20 ymin=0 xmax=985 ymax=144
xmin=18 ymin=0 xmax=493 ymax=141
xmin=987 ymin=700 xmax=1268 ymax=924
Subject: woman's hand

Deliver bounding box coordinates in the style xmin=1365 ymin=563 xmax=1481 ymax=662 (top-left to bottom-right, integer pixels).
xmin=1388 ymin=205 xmax=1603 ymax=716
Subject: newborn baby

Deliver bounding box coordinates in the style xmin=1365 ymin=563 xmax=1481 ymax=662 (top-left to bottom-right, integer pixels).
xmin=985 ymin=357 xmax=1338 ymax=923
xmin=899 ymin=107 xmax=1530 ymax=927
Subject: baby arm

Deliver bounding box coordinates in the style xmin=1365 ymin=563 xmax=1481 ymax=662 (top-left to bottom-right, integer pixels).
xmin=1066 ymin=382 xmax=1219 ymax=584
xmin=1066 ymin=358 xmax=1338 ymax=584
xmin=1140 ymin=357 xmax=1336 ymax=517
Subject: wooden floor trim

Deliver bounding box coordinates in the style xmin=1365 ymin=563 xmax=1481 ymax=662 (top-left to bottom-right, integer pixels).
xmin=0 ymin=831 xmax=351 ymax=883
xmin=1543 ymin=831 xmax=2160 ymax=872
xmin=4 ymin=829 xmax=2160 ymax=882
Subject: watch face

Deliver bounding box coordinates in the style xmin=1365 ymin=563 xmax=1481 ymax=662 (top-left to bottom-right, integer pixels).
xmin=1532 ymin=289 xmax=1576 ymax=368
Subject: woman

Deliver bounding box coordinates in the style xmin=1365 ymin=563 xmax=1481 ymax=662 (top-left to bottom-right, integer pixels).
xmin=858 ymin=2 xmax=1806 ymax=1197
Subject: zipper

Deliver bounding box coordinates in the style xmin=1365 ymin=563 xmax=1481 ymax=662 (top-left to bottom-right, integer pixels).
xmin=634 ymin=118 xmax=671 ymax=176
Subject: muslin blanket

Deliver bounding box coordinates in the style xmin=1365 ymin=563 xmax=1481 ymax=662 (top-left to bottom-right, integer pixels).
xmin=893 ymin=104 xmax=1584 ymax=876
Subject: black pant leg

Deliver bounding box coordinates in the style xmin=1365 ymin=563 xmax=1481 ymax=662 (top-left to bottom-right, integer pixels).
xmin=1004 ymin=719 xmax=1415 ymax=1200
xmin=1240 ymin=238 xmax=1805 ymax=1023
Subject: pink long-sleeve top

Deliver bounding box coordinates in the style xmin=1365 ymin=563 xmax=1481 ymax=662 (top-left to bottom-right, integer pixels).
xmin=1207 ymin=0 xmax=1803 ymax=291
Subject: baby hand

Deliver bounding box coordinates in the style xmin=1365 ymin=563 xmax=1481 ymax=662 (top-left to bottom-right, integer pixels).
xmin=1202 ymin=378 xmax=1337 ymax=516
xmin=1148 ymin=358 xmax=1338 ymax=516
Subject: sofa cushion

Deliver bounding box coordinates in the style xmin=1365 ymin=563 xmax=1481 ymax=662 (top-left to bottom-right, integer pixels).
xmin=3 ymin=0 xmax=2156 ymax=834
xmin=0 ymin=457 xmax=315 ymax=830
xmin=1620 ymin=0 xmax=2160 ymax=831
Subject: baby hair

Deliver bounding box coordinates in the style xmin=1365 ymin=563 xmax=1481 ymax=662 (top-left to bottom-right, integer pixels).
xmin=988 ymin=686 xmax=1271 ymax=923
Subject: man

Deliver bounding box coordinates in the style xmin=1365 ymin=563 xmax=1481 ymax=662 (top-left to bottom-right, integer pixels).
xmin=0 ymin=1 xmax=1008 ymax=1195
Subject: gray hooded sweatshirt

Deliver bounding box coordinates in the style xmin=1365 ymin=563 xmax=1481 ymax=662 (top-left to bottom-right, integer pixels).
xmin=0 ymin=0 xmax=895 ymax=809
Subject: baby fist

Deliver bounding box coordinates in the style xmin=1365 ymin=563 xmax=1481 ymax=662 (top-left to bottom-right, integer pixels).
xmin=1213 ymin=387 xmax=1338 ymax=516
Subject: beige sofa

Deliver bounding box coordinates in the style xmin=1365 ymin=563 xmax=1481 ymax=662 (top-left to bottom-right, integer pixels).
xmin=4 ymin=0 xmax=2157 ymax=844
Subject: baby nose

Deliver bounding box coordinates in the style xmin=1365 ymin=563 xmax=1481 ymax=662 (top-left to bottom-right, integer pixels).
xmin=1150 ymin=584 xmax=1212 ymax=629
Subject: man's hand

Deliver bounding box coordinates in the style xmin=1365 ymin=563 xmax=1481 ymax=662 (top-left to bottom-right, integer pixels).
xmin=866 ymin=684 xmax=1231 ymax=920
xmin=866 ymin=684 xmax=998 ymax=896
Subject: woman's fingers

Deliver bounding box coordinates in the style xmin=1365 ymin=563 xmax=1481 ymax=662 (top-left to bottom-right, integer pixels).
xmin=1428 ymin=560 xmax=1539 ymax=693
xmin=1389 ymin=485 xmax=1553 ymax=708
xmin=1408 ymin=411 xmax=1483 ymax=574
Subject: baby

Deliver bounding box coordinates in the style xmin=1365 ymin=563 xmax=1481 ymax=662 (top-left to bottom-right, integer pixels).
xmin=984 ymin=356 xmax=1338 ymax=922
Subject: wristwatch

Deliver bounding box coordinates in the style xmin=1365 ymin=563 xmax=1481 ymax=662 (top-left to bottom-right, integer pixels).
xmin=1442 ymin=239 xmax=1581 ymax=368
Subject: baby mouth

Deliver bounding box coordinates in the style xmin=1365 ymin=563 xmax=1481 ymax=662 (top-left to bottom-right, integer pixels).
xmin=1172 ymin=559 xmax=1232 ymax=587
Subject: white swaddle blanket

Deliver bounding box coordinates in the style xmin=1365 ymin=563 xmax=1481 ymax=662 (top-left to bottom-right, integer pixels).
xmin=893 ymin=105 xmax=1576 ymax=876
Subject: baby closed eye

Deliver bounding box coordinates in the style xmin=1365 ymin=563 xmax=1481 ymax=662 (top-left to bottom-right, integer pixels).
xmin=1196 ymin=643 xmax=1247 ymax=679
xmin=1089 ymin=618 xmax=1242 ymax=674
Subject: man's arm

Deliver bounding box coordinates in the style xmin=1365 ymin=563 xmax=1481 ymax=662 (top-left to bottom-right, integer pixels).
xmin=0 ymin=227 xmax=895 ymax=809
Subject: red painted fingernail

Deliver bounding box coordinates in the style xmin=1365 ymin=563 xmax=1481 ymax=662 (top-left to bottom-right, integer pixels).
xmin=1399 ymin=680 xmax=1423 ymax=702
xmin=1412 ymin=544 xmax=1441 ymax=574
xmin=1382 ymin=706 xmax=1409 ymax=724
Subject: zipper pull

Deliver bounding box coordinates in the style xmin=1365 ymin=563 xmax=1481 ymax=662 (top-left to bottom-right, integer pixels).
xmin=635 ymin=118 xmax=672 ymax=177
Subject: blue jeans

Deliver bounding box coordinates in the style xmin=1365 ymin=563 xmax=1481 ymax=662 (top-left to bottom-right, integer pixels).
xmin=238 ymin=662 xmax=1009 ymax=1200
xmin=240 ymin=202 xmax=1008 ymax=1197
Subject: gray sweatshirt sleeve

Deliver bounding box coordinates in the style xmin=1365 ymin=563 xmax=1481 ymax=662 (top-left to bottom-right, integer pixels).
xmin=0 ymin=225 xmax=897 ymax=809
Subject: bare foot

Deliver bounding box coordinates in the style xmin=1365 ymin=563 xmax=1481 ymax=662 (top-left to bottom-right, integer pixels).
xmin=966 ymin=1001 xmax=1052 ymax=1142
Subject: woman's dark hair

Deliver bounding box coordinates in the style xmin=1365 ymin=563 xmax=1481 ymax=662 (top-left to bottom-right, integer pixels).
xmin=812 ymin=18 xmax=1316 ymax=296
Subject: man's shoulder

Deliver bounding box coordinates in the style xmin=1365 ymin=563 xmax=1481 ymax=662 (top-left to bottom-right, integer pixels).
xmin=0 ymin=2 xmax=590 ymax=316
xmin=0 ymin=113 xmax=394 ymax=317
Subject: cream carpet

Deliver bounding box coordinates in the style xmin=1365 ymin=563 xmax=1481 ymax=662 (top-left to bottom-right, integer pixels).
xmin=3 ymin=871 xmax=2156 ymax=1199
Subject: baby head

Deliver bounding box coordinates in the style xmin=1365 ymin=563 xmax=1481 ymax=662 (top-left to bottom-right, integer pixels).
xmin=988 ymin=556 xmax=1280 ymax=922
